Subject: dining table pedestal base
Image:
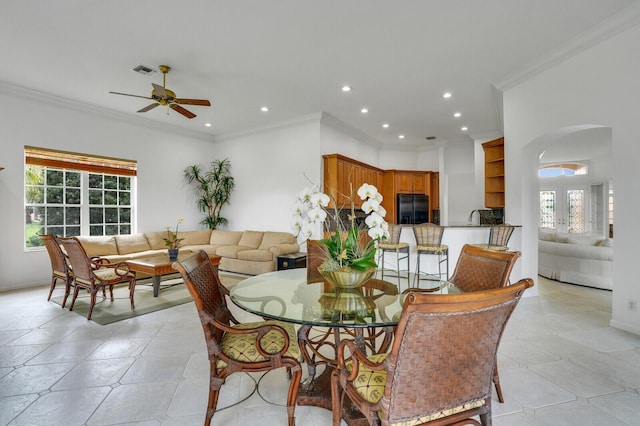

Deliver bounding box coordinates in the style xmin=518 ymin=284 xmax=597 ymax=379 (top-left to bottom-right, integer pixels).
xmin=298 ymin=366 xmax=369 ymax=426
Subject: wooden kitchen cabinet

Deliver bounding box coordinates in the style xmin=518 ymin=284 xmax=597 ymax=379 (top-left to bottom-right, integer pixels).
xmin=323 ymin=154 xmax=384 ymax=208
xmin=482 ymin=137 xmax=505 ymax=208
xmin=395 ymin=171 xmax=427 ymax=194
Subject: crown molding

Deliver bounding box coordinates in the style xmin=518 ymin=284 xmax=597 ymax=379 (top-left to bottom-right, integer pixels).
xmin=319 ymin=112 xmax=384 ymax=149
xmin=493 ymin=2 xmax=640 ymax=92
xmin=0 ymin=80 xmax=215 ymax=142
xmin=214 ymin=112 xmax=323 ymax=142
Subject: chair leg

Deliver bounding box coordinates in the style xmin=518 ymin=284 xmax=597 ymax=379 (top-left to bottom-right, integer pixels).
xmin=330 ymin=369 xmax=343 ymax=426
xmin=69 ymin=285 xmax=81 ymax=311
xmin=286 ymin=363 xmax=302 ymax=426
xmin=206 ymin=376 xmax=225 ymax=426
xmin=86 ymin=289 xmax=98 ymax=320
xmin=493 ymin=362 xmax=504 ymax=403
xmin=129 ymin=278 xmax=136 ymax=309
xmin=47 ymin=276 xmax=57 ymax=301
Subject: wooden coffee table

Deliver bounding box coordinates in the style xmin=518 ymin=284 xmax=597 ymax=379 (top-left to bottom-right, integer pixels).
xmin=127 ymin=253 xmax=221 ymax=297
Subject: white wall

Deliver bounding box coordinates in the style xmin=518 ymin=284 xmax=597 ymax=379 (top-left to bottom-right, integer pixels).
xmin=0 ymin=85 xmax=218 ymax=290
xmin=442 ymin=142 xmax=476 ymax=224
xmin=502 ymin=21 xmax=640 ymax=334
xmin=209 ymin=115 xmax=322 ymax=232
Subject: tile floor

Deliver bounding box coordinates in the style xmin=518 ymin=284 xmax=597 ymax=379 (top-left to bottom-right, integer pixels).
xmin=1 ymin=276 xmax=640 ymax=426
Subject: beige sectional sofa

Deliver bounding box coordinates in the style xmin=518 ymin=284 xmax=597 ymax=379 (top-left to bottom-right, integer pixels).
xmin=76 ymin=229 xmax=300 ymax=275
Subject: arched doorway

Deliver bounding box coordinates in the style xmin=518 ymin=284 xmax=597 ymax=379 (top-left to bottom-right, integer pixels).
xmin=523 ymin=125 xmax=613 ymax=291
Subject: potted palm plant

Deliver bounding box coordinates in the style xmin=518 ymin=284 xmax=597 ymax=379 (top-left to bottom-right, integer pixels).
xmin=184 ymin=158 xmax=235 ymax=229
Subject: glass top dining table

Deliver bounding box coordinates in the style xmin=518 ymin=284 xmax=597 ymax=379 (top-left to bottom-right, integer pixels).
xmin=229 ymin=268 xmax=460 ymax=328
xmin=230 ymin=268 xmax=460 ymax=424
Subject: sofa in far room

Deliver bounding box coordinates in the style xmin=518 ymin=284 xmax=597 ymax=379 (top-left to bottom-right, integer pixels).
xmin=538 ymin=229 xmax=613 ymax=290
xmin=76 ymin=229 xmax=300 ymax=276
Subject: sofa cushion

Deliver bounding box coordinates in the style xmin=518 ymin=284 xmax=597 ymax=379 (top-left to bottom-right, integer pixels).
xmin=210 ymin=230 xmax=243 ymax=246
xmin=115 ymin=234 xmax=151 ymax=254
xmin=566 ymin=234 xmax=604 ymax=246
xmin=76 ymin=236 xmax=118 ymax=257
xmin=259 ymin=231 xmax=295 ymax=249
xmin=180 ymin=230 xmax=212 ymax=246
xmin=216 ymin=245 xmax=254 ymax=259
xmin=538 ymin=229 xmax=556 ymax=242
xmin=238 ymin=231 xmax=264 ymax=249
xmin=237 ymin=249 xmax=274 ymax=262
xmin=145 ymin=231 xmax=170 ymax=250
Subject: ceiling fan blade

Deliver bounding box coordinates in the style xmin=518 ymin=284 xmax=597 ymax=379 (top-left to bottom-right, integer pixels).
xmin=175 ymin=98 xmax=211 ymax=106
xmin=109 ymin=91 xmax=154 ymax=100
xmin=152 ymin=83 xmax=167 ymax=99
xmin=170 ymin=104 xmax=196 ymax=119
xmin=137 ymin=103 xmax=159 ymax=113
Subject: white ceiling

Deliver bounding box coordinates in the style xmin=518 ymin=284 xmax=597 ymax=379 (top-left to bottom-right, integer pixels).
xmin=0 ymin=0 xmax=636 ymax=148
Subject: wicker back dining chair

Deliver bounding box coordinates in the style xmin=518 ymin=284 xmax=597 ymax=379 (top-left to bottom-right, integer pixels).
xmin=413 ymin=223 xmax=449 ymax=285
xmin=440 ymin=243 xmax=520 ymax=403
xmin=39 ymin=234 xmax=74 ymax=308
xmin=474 ymin=224 xmax=515 ymax=251
xmin=173 ymin=250 xmax=302 ymax=426
xmin=331 ymin=278 xmax=533 ymax=426
xmin=58 ymin=236 xmax=136 ymax=320
xmin=448 ymin=244 xmax=521 ymax=293
xmin=377 ymin=224 xmax=410 ymax=288
xmin=306 ymin=239 xmax=326 ymax=283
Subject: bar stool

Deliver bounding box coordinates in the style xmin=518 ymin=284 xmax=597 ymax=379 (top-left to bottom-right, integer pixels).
xmin=474 ymin=224 xmax=515 ymax=251
xmin=377 ymin=224 xmax=410 ymax=288
xmin=413 ymin=223 xmax=448 ymax=286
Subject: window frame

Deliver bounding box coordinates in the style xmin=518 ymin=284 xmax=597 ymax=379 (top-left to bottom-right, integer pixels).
xmin=24 ymin=146 xmax=137 ymax=250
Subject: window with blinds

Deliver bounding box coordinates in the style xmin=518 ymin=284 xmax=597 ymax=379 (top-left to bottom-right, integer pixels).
xmin=24 ymin=146 xmax=137 ymax=249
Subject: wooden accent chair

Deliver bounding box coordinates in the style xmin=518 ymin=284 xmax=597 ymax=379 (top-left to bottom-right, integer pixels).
xmin=58 ymin=236 xmax=136 ymax=320
xmin=473 ymin=224 xmax=515 ymax=251
xmin=173 ymin=250 xmax=303 ymax=426
xmin=331 ymin=278 xmax=533 ymax=426
xmin=39 ymin=234 xmax=73 ymax=307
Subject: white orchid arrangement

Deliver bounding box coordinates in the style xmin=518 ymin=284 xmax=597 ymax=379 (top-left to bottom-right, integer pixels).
xmin=291 ymin=183 xmax=389 ymax=272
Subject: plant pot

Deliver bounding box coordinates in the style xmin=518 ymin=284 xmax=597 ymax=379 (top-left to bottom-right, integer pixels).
xmin=168 ymin=249 xmax=179 ymax=261
xmin=319 ymin=268 xmax=376 ymax=289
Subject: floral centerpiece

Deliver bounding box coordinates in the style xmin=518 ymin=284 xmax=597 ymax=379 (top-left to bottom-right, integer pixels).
xmin=291 ymin=183 xmax=389 ymax=287
xmin=163 ymin=218 xmax=184 ymax=260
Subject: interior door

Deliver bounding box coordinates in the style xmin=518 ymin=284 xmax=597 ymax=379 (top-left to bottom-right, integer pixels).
xmin=540 ymin=185 xmax=588 ymax=233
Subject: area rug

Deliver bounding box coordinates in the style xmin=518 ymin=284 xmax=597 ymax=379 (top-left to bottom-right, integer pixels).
xmin=50 ymin=273 xmax=247 ymax=325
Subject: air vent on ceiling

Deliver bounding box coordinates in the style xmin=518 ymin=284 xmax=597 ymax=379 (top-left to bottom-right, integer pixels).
xmin=425 ymin=136 xmax=436 ymax=140
xmin=131 ymin=65 xmax=157 ymax=76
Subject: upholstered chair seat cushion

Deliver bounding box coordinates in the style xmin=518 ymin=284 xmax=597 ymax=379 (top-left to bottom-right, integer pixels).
xmin=415 ymin=244 xmax=448 ymax=253
xmin=218 ymin=320 xmax=301 ymax=368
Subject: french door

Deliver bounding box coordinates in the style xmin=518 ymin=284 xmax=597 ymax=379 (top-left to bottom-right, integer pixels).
xmin=539 ymin=185 xmax=587 ymax=233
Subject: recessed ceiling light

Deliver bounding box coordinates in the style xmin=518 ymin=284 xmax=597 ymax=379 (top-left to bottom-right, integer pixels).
xmin=205 ymin=123 xmax=212 ymax=127
xmin=454 ymin=112 xmax=461 ymax=118
xmin=399 ymin=134 xmax=405 ymax=139
xmin=461 ymin=126 xmax=468 ymax=131
xmin=443 ymin=92 xmax=452 ymax=99
xmin=260 ymin=106 xmax=269 ymax=112
xmin=361 ymin=108 xmax=369 ymax=114
xmin=341 ymin=85 xmax=352 ymax=92
xmin=382 ymin=123 xmax=389 ymax=128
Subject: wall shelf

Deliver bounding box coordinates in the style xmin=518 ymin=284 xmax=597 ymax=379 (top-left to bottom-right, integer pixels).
xmin=482 ymin=137 xmax=505 ymax=208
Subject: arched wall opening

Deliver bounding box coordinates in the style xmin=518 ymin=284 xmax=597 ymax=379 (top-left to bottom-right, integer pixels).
xmin=521 ymin=124 xmax=613 ymax=293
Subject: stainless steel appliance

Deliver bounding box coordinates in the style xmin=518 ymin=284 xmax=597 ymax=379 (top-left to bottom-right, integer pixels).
xmin=397 ymin=194 xmax=429 ymax=224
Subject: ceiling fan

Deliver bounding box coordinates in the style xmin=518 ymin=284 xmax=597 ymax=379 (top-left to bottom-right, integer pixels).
xmin=109 ymin=65 xmax=211 ymax=119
